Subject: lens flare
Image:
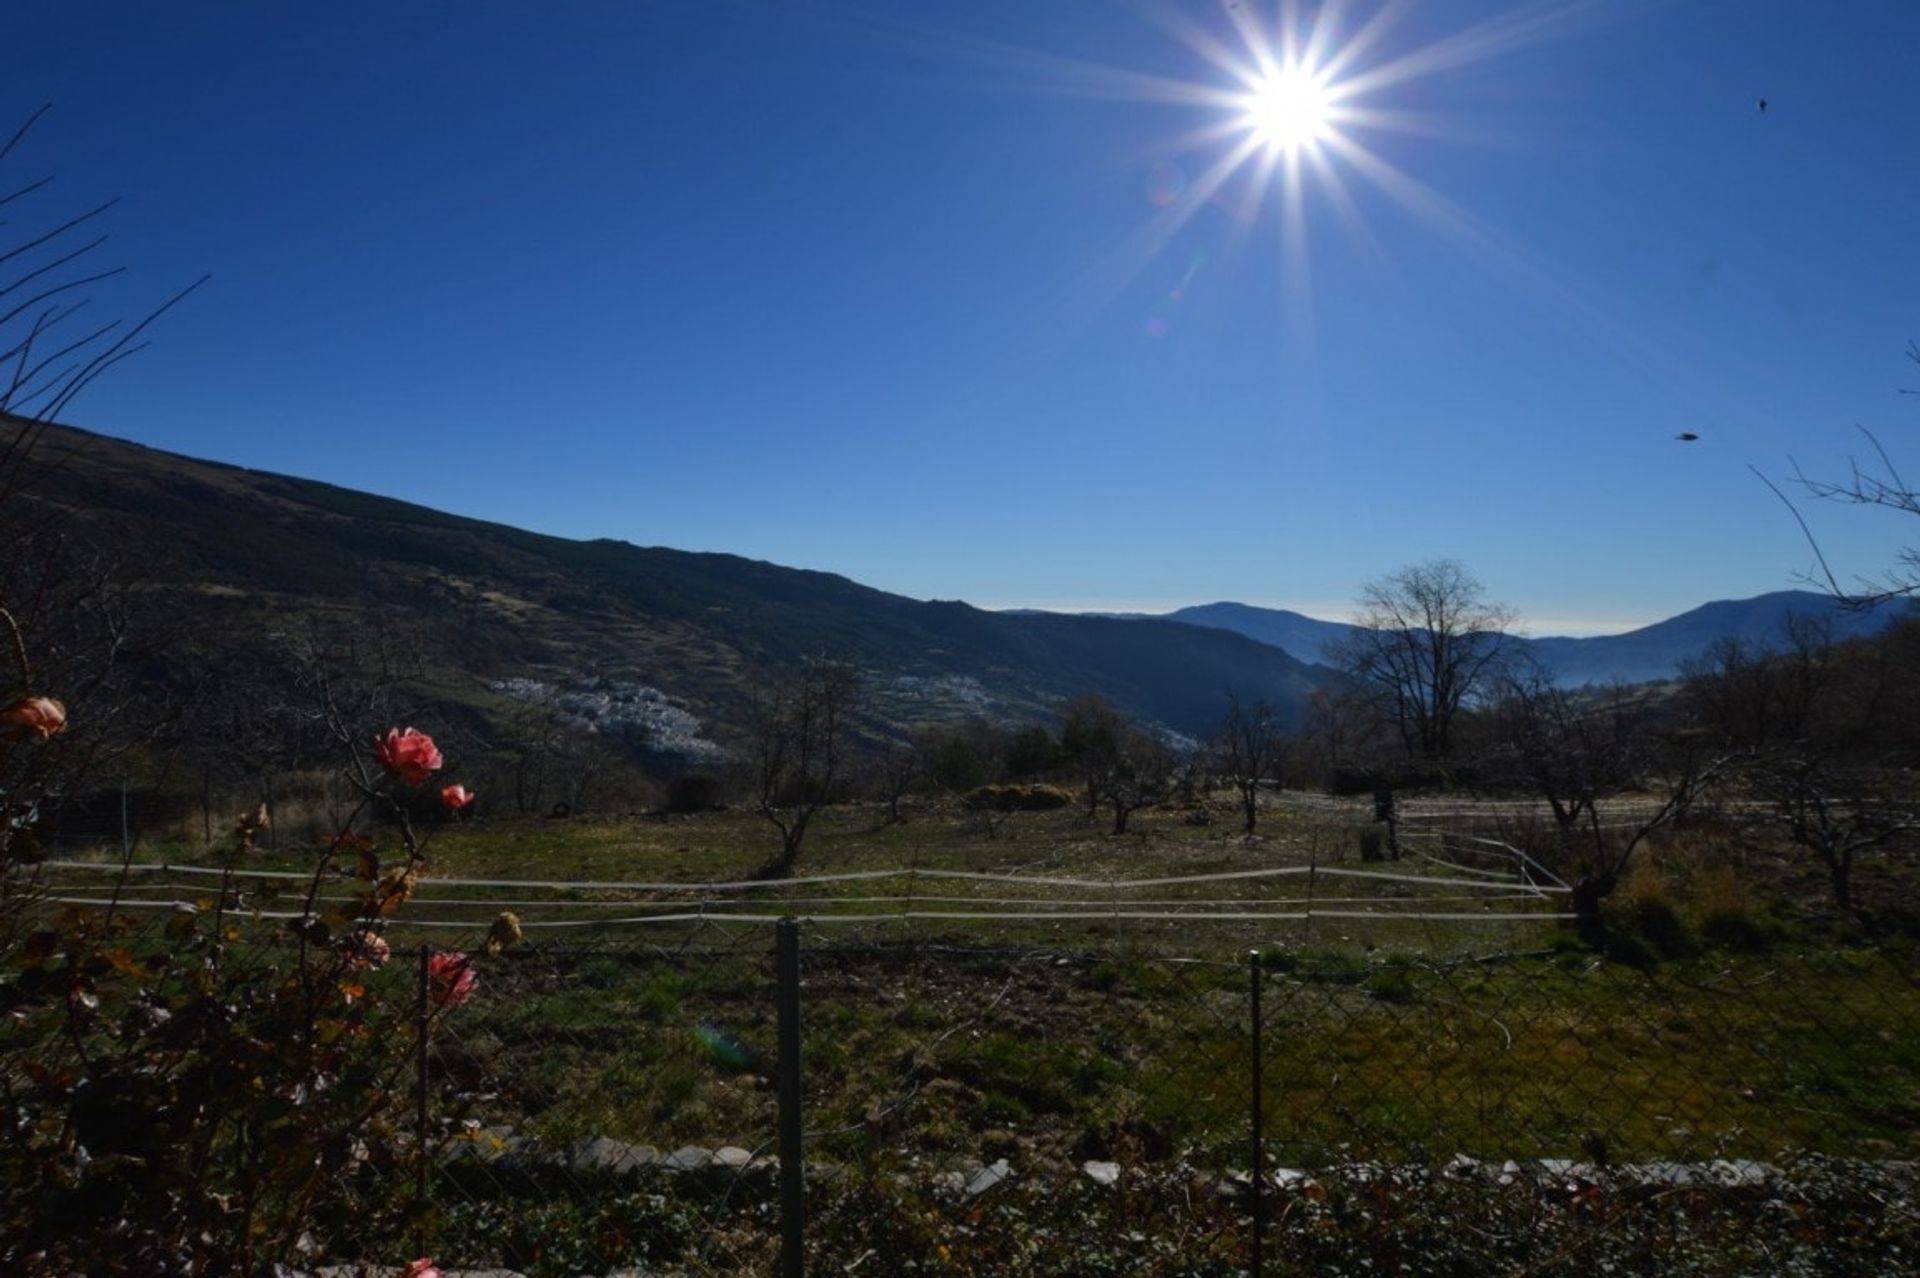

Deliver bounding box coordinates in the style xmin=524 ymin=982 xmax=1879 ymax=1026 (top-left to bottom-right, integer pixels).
xmin=1241 ymin=63 xmax=1332 ymax=154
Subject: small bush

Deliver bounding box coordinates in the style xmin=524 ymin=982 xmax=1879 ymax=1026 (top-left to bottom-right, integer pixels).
xmin=1630 ymin=897 xmax=1696 ymax=959
xmin=981 ymin=1089 xmax=1031 ymax=1124
xmin=1367 ymin=959 xmax=1419 ymax=1003
xmin=1626 ymin=858 xmax=1670 ymax=906
xmin=1692 ymin=865 xmax=1772 ymax=951
xmin=1702 ymin=910 xmax=1772 ymax=951
xmin=1294 ymin=949 xmax=1370 ymax=985
xmin=962 ymin=783 xmax=1074 ymax=812
xmin=1624 ymin=860 xmax=1695 ymax=958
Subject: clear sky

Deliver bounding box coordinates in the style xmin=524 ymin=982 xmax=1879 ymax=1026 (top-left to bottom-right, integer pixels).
xmin=7 ymin=1 xmax=1918 ymax=635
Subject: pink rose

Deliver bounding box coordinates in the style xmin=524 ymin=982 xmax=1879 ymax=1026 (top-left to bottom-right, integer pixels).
xmin=427 ymin=952 xmax=477 ymax=1008
xmin=374 ymin=727 xmax=443 ymax=787
xmin=1 ymin=696 xmax=66 ymax=739
xmin=343 ymin=929 xmax=391 ymax=971
xmin=399 ymin=1261 xmax=441 ymax=1278
xmin=439 ymin=783 xmax=475 ymax=812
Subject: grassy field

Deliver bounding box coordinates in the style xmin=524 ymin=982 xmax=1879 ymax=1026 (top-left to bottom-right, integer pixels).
xmin=73 ymin=790 xmax=1583 ymax=953
xmin=37 ymin=792 xmax=1920 ymax=1275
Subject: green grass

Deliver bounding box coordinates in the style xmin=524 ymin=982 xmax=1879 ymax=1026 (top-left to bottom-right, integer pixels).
xmin=54 ymin=797 xmax=1920 ymax=1167
xmin=39 ymin=794 xmax=1920 ymax=1276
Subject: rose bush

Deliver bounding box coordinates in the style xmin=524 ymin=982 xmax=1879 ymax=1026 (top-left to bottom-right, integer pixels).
xmin=0 ymin=710 xmax=510 ymax=1275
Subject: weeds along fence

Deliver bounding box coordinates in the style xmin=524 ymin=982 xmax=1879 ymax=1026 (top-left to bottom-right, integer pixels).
xmin=12 ymin=860 xmax=1920 ymax=1276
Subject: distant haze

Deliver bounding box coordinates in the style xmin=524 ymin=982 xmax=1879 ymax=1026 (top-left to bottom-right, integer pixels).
xmin=983 ymin=599 xmax=1662 ymax=639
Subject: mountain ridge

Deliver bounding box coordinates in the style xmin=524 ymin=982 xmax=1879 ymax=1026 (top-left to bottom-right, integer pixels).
xmin=1 ymin=415 xmax=1325 ymax=749
xmin=1150 ymin=594 xmax=1914 ymax=686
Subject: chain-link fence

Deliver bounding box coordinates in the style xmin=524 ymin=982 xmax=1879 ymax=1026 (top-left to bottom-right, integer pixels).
xmin=11 ymin=854 xmax=1920 ymax=1276
xmin=385 ymin=925 xmax=1919 ymax=1277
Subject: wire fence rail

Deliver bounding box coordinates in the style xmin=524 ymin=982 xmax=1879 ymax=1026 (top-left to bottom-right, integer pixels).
xmin=30 ymin=842 xmax=1572 ymax=936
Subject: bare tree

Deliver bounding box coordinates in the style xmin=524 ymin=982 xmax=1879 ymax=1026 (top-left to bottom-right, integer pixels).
xmin=1215 ymin=690 xmax=1284 ymax=835
xmin=751 ymin=654 xmax=859 ymax=876
xmin=1565 ymin=730 xmax=1738 ymax=928
xmin=1328 ymin=559 xmax=1517 ymax=762
xmin=1100 ymin=724 xmax=1177 ymax=835
xmin=1293 ymin=685 xmax=1382 ymax=790
xmin=1 ymin=106 xmax=205 ymax=494
xmin=1747 ymin=751 xmax=1915 ymax=913
xmin=1683 ymin=615 xmax=1916 ymax=912
xmin=1058 ymin=692 xmax=1127 ymax=820
xmin=1679 ymin=614 xmax=1841 ymax=753
xmin=0 ymin=106 xmax=201 ymax=873
xmin=867 ymin=735 xmax=920 ymax=825
xmin=1483 ymin=665 xmax=1651 ymax=840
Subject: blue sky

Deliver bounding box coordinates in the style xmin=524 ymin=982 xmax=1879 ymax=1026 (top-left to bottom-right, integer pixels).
xmin=7 ymin=1 xmax=1918 ymax=634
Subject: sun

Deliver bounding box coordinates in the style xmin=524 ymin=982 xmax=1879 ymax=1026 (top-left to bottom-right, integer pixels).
xmin=1013 ymin=0 xmax=1604 ymax=345
xmin=1240 ymin=62 xmax=1334 ymax=155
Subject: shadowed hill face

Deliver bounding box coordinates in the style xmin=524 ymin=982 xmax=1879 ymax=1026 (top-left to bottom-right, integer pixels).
xmin=1 ymin=416 xmax=1323 ymax=745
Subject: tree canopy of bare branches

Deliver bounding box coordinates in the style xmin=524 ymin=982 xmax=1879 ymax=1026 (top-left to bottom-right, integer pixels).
xmin=1 ymin=106 xmax=205 ymax=510
xmin=1215 ymin=690 xmax=1285 ymax=835
xmin=1765 ymin=340 xmax=1920 ymax=608
xmin=1329 ymin=559 xmax=1517 ymax=763
xmin=1483 ymin=665 xmax=1652 ymax=839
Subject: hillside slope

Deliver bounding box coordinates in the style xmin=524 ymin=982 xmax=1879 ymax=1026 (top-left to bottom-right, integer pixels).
xmin=2 ymin=416 xmax=1323 ymax=749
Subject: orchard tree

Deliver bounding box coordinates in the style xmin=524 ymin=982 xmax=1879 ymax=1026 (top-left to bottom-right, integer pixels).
xmin=1058 ymin=692 xmax=1127 ymax=820
xmin=1482 ymin=665 xmax=1651 ymax=841
xmin=1215 ymin=690 xmax=1285 ymax=835
xmin=1748 ymin=751 xmax=1915 ymax=913
xmin=1683 ymin=615 xmax=1917 ymax=912
xmin=751 ymin=654 xmax=859 ymax=876
xmin=1329 ymin=559 xmax=1517 ymax=762
xmin=1100 ymin=723 xmax=1177 ymax=835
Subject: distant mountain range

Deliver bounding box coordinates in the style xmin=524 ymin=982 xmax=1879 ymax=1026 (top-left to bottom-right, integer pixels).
xmin=1155 ymin=595 xmax=1915 ymax=687
xmin=0 ymin=417 xmax=1320 ymax=752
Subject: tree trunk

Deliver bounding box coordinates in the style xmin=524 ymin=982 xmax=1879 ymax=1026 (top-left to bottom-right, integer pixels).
xmin=1571 ymin=873 xmax=1617 ymax=943
xmin=1828 ymin=856 xmax=1853 ymax=913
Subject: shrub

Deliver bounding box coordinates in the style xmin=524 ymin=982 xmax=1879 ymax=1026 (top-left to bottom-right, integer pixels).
xmin=962 ymin=783 xmax=1074 ymax=812
xmin=1623 ymin=859 xmax=1696 ymax=959
xmin=661 ymin=771 xmax=723 ymax=814
xmin=1688 ymin=865 xmax=1770 ymax=951
xmin=1629 ymin=897 xmax=1697 ymax=959
xmin=1367 ymin=957 xmax=1420 ymax=1003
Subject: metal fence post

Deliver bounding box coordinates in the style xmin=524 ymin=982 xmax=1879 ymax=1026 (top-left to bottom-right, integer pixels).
xmin=776 ymin=917 xmax=806 ymax=1278
xmin=1249 ymin=948 xmax=1265 ymax=1278
xmin=415 ymin=942 xmax=431 ymax=1260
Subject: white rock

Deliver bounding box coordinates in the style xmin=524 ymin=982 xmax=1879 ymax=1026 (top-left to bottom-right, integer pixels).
xmin=964 ymin=1158 xmax=1012 ymax=1198
xmin=662 ymin=1145 xmax=713 ymax=1173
